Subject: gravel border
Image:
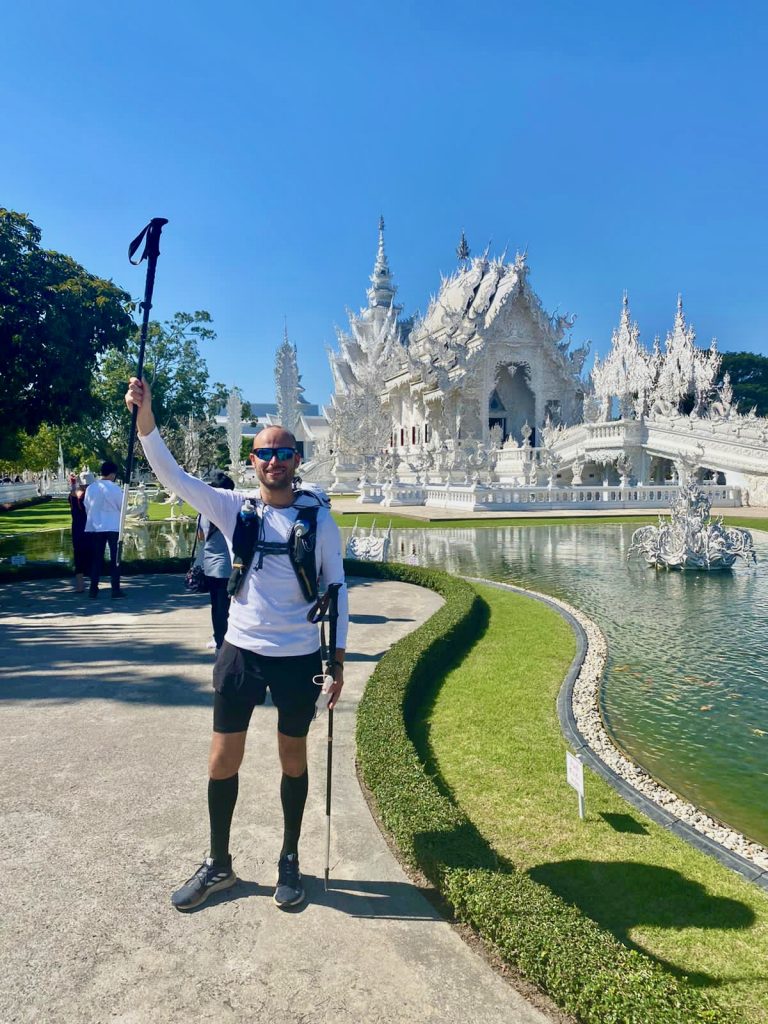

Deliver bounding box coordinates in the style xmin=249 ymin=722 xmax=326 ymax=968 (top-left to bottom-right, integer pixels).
xmin=466 ymin=576 xmax=768 ymax=892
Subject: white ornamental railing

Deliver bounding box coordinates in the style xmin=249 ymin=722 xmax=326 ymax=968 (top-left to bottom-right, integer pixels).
xmin=367 ymin=481 xmax=742 ymax=511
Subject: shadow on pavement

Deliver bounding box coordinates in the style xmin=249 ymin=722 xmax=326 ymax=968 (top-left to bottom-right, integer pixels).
xmin=307 ymin=875 xmax=443 ymax=921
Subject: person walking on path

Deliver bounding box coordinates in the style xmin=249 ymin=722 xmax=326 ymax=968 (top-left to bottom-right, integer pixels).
xmin=68 ymin=471 xmax=93 ymax=593
xmin=200 ymin=470 xmax=235 ymax=652
xmin=125 ymin=376 xmax=348 ymax=912
xmin=84 ymin=461 xmax=124 ymax=599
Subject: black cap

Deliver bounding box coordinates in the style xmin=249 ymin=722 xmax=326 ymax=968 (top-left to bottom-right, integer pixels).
xmin=208 ymin=470 xmax=235 ymax=490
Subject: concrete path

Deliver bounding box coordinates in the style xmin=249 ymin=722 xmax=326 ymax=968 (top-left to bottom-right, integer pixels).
xmin=0 ymin=576 xmax=551 ymax=1024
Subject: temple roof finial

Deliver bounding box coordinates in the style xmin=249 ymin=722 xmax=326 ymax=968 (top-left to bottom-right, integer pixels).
xmin=675 ymin=293 xmax=686 ymax=329
xmin=456 ymin=230 xmax=470 ymax=264
xmin=366 ymin=215 xmax=398 ymax=313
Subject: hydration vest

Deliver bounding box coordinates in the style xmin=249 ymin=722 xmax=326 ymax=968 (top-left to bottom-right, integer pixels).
xmin=226 ymin=490 xmax=326 ymax=602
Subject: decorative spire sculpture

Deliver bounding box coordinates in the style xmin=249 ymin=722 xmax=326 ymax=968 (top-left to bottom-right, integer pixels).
xmin=456 ymin=230 xmax=470 ymax=267
xmin=274 ymin=322 xmax=305 ymax=434
xmin=366 ymin=215 xmax=398 ymax=311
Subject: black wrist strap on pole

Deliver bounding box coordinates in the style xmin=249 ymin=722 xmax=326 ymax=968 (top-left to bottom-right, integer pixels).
xmin=328 ymin=584 xmax=340 ymax=674
xmin=307 ymin=582 xmax=342 ymax=675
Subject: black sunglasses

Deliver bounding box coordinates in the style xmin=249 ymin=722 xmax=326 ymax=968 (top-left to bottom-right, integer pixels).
xmin=252 ymin=446 xmax=297 ymax=462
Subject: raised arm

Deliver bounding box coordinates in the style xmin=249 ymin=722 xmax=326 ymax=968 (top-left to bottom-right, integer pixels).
xmin=125 ymin=377 xmax=239 ymax=535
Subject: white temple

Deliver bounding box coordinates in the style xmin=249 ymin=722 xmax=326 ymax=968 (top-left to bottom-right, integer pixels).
xmin=299 ymin=222 xmax=768 ymax=509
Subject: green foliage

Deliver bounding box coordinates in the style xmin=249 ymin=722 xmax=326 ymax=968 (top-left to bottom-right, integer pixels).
xmin=0 ymin=208 xmax=135 ymax=460
xmin=352 ymin=560 xmax=733 ymax=1024
xmin=719 ymin=352 xmax=768 ymax=417
xmin=0 ymin=422 xmax=59 ymax=474
xmin=95 ymin=310 xmax=215 ymax=469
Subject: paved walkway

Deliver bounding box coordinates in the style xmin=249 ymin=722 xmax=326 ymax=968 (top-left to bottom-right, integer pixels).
xmin=0 ymin=576 xmax=551 ymax=1024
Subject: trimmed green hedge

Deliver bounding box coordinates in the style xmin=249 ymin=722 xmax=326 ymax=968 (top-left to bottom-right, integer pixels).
xmin=352 ymin=560 xmax=732 ymax=1024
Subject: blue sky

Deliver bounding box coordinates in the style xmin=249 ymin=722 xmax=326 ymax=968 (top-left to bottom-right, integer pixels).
xmin=3 ymin=1 xmax=767 ymax=407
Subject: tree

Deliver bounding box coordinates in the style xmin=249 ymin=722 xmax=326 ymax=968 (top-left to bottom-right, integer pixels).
xmin=718 ymin=352 xmax=768 ymax=417
xmin=94 ymin=310 xmax=215 ymax=470
xmin=0 ymin=422 xmax=59 ymax=475
xmin=0 ymin=209 xmax=134 ymax=460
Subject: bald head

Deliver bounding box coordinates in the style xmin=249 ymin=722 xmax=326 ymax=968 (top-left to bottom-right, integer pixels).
xmin=252 ymin=424 xmax=297 ymax=450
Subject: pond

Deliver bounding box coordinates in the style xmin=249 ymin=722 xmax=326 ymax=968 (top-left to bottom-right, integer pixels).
xmin=3 ymin=520 xmax=767 ymax=847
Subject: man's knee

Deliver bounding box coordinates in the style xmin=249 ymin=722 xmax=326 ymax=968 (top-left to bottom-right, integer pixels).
xmin=209 ymin=731 xmax=246 ymax=778
xmin=278 ymin=732 xmax=307 ymax=777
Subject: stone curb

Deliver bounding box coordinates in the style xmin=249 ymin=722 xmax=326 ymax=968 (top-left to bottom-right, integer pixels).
xmin=464 ymin=576 xmax=768 ymax=893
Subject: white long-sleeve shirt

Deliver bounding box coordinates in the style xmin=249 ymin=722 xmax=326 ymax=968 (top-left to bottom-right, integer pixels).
xmin=140 ymin=428 xmax=348 ymax=656
xmin=83 ymin=478 xmax=123 ymax=533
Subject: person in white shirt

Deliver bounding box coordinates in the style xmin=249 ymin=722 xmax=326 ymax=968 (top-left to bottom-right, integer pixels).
xmin=125 ymin=376 xmax=348 ymax=912
xmin=84 ymin=461 xmax=125 ymax=599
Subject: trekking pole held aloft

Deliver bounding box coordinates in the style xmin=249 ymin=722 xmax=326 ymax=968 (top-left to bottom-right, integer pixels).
xmin=119 ymin=218 xmax=169 ymax=563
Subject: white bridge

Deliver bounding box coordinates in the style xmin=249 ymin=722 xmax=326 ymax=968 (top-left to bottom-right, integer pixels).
xmin=550 ymin=414 xmax=768 ymax=483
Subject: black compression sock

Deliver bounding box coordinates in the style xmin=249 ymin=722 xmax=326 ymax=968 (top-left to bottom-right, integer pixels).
xmin=208 ymin=773 xmax=239 ymax=864
xmin=280 ymin=770 xmax=308 ymax=859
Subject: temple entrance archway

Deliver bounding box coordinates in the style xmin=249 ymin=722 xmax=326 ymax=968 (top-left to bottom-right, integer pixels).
xmin=492 ymin=363 xmax=535 ymax=443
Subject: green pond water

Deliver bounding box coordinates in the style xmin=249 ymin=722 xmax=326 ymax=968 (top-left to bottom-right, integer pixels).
xmin=3 ymin=520 xmax=767 ymax=846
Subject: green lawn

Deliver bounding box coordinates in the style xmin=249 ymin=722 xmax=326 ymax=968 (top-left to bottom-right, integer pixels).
xmin=0 ymin=498 xmax=197 ymax=534
xmin=418 ymin=583 xmax=768 ymax=1022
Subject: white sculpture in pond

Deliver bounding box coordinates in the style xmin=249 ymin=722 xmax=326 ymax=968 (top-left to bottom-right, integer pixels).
xmin=628 ymin=482 xmax=755 ymax=570
xmin=345 ymin=518 xmax=392 ymax=562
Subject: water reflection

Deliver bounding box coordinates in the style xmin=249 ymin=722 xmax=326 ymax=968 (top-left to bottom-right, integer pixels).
xmin=0 ymin=521 xmax=196 ymax=563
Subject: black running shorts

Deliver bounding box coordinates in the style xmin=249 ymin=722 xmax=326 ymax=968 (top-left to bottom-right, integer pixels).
xmin=212 ymin=641 xmax=322 ymax=738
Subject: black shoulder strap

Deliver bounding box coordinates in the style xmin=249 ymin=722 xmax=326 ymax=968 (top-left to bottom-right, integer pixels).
xmin=290 ymin=503 xmax=320 ymax=602
xmin=227 ymin=499 xmax=263 ymax=597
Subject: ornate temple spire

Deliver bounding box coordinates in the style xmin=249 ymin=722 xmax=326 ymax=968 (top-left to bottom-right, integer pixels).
xmin=618 ymin=290 xmax=630 ymax=329
xmin=274 ymin=321 xmax=305 ymax=434
xmin=675 ymin=293 xmax=686 ymax=330
xmin=456 ymin=230 xmax=470 ymax=266
xmin=366 ymin=215 xmax=398 ymax=313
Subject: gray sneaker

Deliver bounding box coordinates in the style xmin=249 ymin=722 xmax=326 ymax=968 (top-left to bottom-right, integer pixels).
xmin=171 ymin=856 xmax=236 ymax=911
xmin=274 ymin=853 xmax=305 ymax=908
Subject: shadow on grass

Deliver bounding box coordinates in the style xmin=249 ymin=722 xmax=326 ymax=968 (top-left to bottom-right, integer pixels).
xmin=529 ymin=859 xmax=759 ymax=988
xmin=407 ymin=593 xmax=492 ymax=793
xmin=412 ymin=823 xmax=757 ymax=989
xmin=600 ymin=812 xmax=649 ymax=834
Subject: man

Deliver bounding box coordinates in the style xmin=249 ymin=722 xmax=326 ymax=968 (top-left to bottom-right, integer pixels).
xmin=125 ymin=377 xmax=348 ymax=911
xmin=84 ymin=461 xmax=124 ymax=599
xmin=199 ymin=470 xmax=235 ymax=652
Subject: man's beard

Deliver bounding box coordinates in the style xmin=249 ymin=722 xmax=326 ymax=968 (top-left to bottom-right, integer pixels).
xmin=259 ymin=470 xmax=293 ymax=491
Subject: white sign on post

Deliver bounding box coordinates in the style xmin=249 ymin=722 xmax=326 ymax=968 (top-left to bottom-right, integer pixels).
xmin=566 ymin=751 xmax=585 ymax=819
